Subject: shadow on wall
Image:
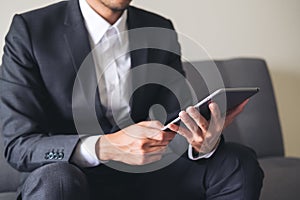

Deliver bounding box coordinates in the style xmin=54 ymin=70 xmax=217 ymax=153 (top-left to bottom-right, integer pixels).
xmin=270 ymin=69 xmax=300 ymax=157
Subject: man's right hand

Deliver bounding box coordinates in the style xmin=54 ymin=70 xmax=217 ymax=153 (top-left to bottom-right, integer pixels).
xmin=95 ymin=121 xmax=176 ymax=165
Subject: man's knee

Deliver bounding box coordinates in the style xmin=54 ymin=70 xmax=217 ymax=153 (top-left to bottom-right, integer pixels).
xmin=22 ymin=163 xmax=89 ymax=200
xmin=205 ymin=142 xmax=264 ymax=199
xmin=220 ymin=142 xmax=264 ymax=181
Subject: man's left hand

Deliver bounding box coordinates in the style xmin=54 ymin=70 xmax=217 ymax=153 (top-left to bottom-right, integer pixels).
xmin=168 ymin=99 xmax=249 ymax=154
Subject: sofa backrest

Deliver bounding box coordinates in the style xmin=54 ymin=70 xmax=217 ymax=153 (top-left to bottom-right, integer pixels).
xmin=183 ymin=58 xmax=284 ymax=158
xmin=0 ymin=58 xmax=284 ymax=193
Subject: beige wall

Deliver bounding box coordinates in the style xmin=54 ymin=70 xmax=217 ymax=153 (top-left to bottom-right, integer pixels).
xmin=1 ymin=0 xmax=299 ymax=157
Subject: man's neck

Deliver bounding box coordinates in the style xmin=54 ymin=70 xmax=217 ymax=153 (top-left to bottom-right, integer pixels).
xmin=86 ymin=0 xmax=124 ymax=25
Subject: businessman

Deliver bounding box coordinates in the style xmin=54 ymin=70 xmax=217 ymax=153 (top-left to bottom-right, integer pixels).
xmin=0 ymin=0 xmax=264 ymax=199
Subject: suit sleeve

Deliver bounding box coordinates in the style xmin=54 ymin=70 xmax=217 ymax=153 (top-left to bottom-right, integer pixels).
xmin=0 ymin=14 xmax=79 ymax=172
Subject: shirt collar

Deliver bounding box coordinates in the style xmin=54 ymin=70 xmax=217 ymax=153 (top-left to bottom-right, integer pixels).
xmin=79 ymin=0 xmax=128 ymax=45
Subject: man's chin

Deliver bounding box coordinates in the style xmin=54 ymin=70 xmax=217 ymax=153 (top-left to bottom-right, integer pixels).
xmin=110 ymin=5 xmax=130 ymax=12
xmin=102 ymin=0 xmax=132 ymax=12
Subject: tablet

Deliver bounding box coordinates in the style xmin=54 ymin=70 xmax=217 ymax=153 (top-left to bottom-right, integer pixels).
xmin=162 ymin=87 xmax=260 ymax=131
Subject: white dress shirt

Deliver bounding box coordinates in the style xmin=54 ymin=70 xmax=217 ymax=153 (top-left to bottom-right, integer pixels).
xmin=72 ymin=0 xmax=217 ymax=167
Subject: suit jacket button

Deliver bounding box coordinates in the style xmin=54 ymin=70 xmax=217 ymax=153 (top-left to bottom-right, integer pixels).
xmin=48 ymin=152 xmax=54 ymax=160
xmin=53 ymin=152 xmax=59 ymax=160
xmin=58 ymin=152 xmax=64 ymax=160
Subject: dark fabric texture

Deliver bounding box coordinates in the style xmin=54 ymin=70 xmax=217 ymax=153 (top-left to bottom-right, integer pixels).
xmin=20 ymin=163 xmax=89 ymax=200
xmin=0 ymin=134 xmax=20 ymax=193
xmin=18 ymin=140 xmax=263 ymax=200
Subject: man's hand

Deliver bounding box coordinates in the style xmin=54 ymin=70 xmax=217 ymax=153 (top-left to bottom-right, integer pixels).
xmin=168 ymin=99 xmax=249 ymax=154
xmin=96 ymin=121 xmax=175 ymax=165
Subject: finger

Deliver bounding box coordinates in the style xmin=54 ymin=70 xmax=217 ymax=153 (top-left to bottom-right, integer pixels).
xmin=179 ymin=110 xmax=200 ymax=134
xmin=147 ymin=131 xmax=176 ymax=141
xmin=148 ymin=146 xmax=167 ymax=154
xmin=167 ymin=123 xmax=179 ymax=132
xmin=144 ymin=145 xmax=168 ymax=153
xmin=123 ymin=125 xmax=161 ymax=139
xmin=138 ymin=120 xmax=164 ymax=129
xmin=167 ymin=123 xmax=193 ymax=141
xmin=209 ymin=102 xmax=225 ymax=133
xmin=147 ymin=141 xmax=170 ymax=147
xmin=186 ymin=106 xmax=209 ymax=132
xmin=168 ymin=123 xmax=205 ymax=151
xmin=127 ymin=141 xmax=167 ymax=154
xmin=138 ymin=121 xmax=172 ymax=140
xmin=209 ymin=102 xmax=221 ymax=122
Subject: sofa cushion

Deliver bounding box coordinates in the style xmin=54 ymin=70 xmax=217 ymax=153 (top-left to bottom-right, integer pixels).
xmin=259 ymin=157 xmax=300 ymax=200
xmin=0 ymin=192 xmax=18 ymax=200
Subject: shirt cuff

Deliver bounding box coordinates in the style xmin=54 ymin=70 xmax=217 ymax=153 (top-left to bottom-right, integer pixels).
xmin=71 ymin=135 xmax=102 ymax=167
xmin=187 ymin=138 xmax=220 ymax=160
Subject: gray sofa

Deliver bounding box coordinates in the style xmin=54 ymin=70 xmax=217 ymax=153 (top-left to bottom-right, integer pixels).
xmin=1 ymin=58 xmax=300 ymax=199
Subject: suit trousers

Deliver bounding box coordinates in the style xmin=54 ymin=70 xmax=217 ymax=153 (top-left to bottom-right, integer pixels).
xmin=20 ymin=140 xmax=264 ymax=200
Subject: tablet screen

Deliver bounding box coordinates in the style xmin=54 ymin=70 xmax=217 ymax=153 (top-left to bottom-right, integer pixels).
xmin=162 ymin=87 xmax=259 ymax=131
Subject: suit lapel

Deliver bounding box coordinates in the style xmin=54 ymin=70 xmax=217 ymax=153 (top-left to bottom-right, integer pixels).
xmin=127 ymin=6 xmax=149 ymax=69
xmin=62 ymin=3 xmax=152 ymax=129
xmin=63 ymin=0 xmax=112 ymax=132
xmin=127 ymin=7 xmax=150 ymax=121
xmin=64 ymin=0 xmax=91 ymax=73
